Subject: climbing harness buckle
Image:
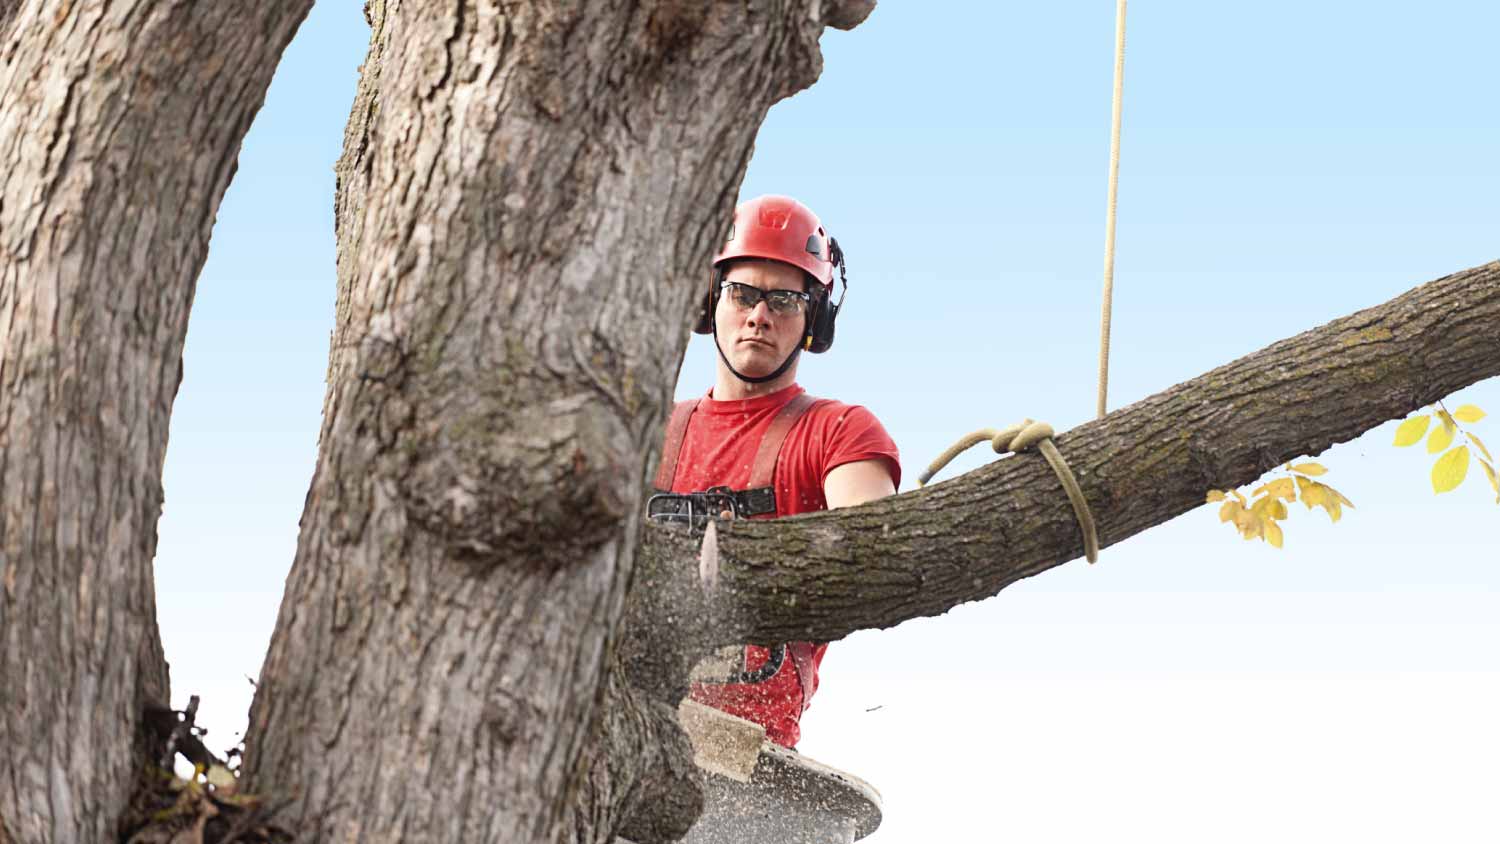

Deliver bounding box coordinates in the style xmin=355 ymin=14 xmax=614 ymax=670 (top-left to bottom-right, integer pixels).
xmin=647 ymin=484 xmax=779 ymax=531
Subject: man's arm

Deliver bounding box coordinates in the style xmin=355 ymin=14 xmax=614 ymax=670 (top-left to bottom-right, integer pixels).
xmin=823 ymin=459 xmax=897 ymax=509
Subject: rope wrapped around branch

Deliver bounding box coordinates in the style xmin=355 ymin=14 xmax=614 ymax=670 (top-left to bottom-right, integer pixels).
xmin=917 ymin=420 xmax=1100 ymax=564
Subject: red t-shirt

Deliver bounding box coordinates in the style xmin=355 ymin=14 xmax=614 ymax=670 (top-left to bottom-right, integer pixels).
xmin=666 ymin=383 xmax=900 ymax=747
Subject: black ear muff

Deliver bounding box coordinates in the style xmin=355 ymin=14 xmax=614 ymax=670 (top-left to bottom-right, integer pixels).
xmin=805 ymin=293 xmax=838 ymax=353
xmin=693 ymin=290 xmax=714 ymax=334
xmin=806 ymin=236 xmax=847 ymax=354
xmin=693 ymin=272 xmax=720 ymax=335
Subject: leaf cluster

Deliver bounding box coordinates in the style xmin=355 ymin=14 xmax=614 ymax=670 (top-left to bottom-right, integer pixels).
xmin=1207 ymin=463 xmax=1353 ymax=549
xmin=1393 ymin=403 xmax=1498 ymax=501
xmin=120 ymin=763 xmax=293 ymax=844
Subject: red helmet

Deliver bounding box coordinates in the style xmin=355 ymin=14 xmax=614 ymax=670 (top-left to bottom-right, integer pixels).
xmin=713 ymin=195 xmax=834 ymax=291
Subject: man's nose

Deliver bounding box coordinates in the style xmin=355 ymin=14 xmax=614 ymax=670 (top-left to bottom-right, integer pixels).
xmin=745 ymin=299 xmax=773 ymax=326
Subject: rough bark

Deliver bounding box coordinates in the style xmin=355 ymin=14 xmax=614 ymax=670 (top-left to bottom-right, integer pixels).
xmin=0 ymin=2 xmax=310 ymax=841
xmin=241 ymin=2 xmax=873 ymax=843
xmin=629 ymin=261 xmax=1500 ymax=674
xmin=0 ymin=2 xmax=19 ymax=42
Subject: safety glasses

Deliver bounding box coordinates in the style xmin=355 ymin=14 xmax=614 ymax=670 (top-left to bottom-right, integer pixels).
xmin=719 ymin=281 xmax=811 ymax=316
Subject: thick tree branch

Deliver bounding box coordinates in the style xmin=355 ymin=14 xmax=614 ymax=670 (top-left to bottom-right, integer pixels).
xmin=0 ymin=2 xmax=311 ymax=840
xmin=632 ymin=261 xmax=1500 ymax=670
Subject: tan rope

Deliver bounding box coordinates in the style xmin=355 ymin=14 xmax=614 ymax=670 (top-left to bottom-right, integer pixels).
xmin=915 ymin=3 xmax=1124 ymax=564
xmin=1098 ymin=0 xmax=1128 ymax=420
xmin=916 ymin=421 xmax=1100 ymax=564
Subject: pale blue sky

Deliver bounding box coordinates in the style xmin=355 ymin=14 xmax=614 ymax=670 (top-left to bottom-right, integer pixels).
xmin=158 ymin=3 xmax=1498 ymax=841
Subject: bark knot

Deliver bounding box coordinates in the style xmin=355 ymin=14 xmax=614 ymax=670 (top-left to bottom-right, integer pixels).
xmin=399 ymin=393 xmax=635 ymax=567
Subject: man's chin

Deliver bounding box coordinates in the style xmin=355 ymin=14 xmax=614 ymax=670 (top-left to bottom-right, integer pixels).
xmin=728 ymin=349 xmax=786 ymax=380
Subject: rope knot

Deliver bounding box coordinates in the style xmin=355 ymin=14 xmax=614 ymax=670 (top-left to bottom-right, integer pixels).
xmin=918 ymin=419 xmax=1099 ymax=564
xmin=989 ymin=419 xmax=1055 ymax=455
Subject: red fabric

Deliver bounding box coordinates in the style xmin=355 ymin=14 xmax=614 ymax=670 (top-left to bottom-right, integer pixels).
xmin=670 ymin=383 xmax=900 ymax=747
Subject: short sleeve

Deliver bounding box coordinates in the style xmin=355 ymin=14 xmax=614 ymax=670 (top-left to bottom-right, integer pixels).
xmin=817 ymin=404 xmax=901 ymax=490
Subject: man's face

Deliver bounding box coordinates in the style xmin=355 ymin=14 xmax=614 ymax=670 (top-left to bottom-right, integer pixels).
xmin=714 ymin=260 xmax=810 ymax=379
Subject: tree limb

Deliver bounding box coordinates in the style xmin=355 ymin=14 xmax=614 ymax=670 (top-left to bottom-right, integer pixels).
xmin=632 ymin=261 xmax=1500 ymax=672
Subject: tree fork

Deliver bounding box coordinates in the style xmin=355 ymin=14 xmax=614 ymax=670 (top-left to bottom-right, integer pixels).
xmin=629 ymin=261 xmax=1500 ymax=667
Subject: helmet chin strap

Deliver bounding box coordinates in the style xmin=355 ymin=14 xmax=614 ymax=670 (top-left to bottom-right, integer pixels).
xmin=712 ymin=327 xmax=803 ymax=385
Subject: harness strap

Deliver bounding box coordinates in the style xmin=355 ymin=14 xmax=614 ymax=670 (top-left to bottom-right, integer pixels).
xmin=787 ymin=642 xmax=817 ymax=711
xmin=748 ymin=392 xmax=822 ymax=491
xmin=654 ymin=391 xmax=825 ymax=708
xmin=653 ymin=392 xmax=824 ymax=505
xmin=653 ymin=399 xmax=700 ymax=491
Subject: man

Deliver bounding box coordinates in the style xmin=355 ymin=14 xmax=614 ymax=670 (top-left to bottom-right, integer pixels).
xmin=653 ymin=195 xmax=900 ymax=749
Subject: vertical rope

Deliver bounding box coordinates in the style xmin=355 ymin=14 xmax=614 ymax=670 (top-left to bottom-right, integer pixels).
xmin=1097 ymin=0 xmax=1128 ymax=419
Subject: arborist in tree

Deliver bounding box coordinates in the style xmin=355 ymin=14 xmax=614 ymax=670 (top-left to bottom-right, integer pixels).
xmin=651 ymin=195 xmax=900 ymax=749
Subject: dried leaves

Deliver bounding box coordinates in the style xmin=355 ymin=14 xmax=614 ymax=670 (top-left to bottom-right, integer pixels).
xmin=123 ymin=698 xmax=294 ymax=844
xmin=1208 ymin=462 xmax=1353 ymax=549
xmin=1204 ymin=397 xmax=1495 ymax=551
xmin=121 ymin=764 xmax=294 ymax=844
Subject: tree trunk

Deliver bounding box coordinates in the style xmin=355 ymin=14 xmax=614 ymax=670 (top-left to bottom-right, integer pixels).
xmin=627 ymin=261 xmax=1500 ymax=671
xmin=240 ymin=2 xmax=873 ymax=842
xmin=0 ymin=3 xmax=310 ymax=841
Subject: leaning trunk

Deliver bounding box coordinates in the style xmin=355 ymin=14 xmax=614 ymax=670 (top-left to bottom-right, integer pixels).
xmin=0 ymin=2 xmax=310 ymax=841
xmin=241 ymin=2 xmax=872 ymax=841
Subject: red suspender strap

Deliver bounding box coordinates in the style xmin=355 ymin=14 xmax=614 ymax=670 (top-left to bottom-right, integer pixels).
xmin=653 ymin=399 xmax=700 ymax=491
xmin=756 ymin=394 xmax=823 ymax=709
xmin=787 ymin=642 xmax=817 ymax=711
xmin=747 ymin=392 xmax=822 ymax=491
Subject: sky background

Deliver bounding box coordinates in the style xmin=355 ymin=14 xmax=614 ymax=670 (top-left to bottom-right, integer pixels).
xmin=156 ymin=2 xmax=1499 ymax=842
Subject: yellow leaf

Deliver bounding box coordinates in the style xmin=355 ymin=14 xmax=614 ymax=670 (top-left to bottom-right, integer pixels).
xmin=1253 ymin=478 xmax=1296 ymax=500
xmin=1301 ymin=479 xmax=1325 ymax=505
xmin=1393 ymin=415 xmax=1430 ymax=447
xmin=1231 ymin=489 xmax=1247 ymax=506
xmin=1263 ymin=519 xmax=1284 ymax=548
xmin=1431 ymin=445 xmax=1470 ymax=494
xmin=1298 ymin=479 xmax=1345 ymax=522
xmin=1206 ymin=490 xmax=1227 ymax=503
xmin=1427 ymin=422 xmax=1455 ymax=454
xmin=1234 ymin=509 xmax=1264 ymax=540
xmin=1469 ymin=432 xmax=1494 ymax=464
xmin=1294 ymin=475 xmax=1320 ymax=507
xmin=1270 ymin=499 xmax=1288 ymax=520
xmin=1324 ymin=483 xmax=1355 ymax=509
xmin=1479 ymin=459 xmax=1499 ymax=502
xmin=1453 ymin=404 xmax=1485 ymax=424
xmin=1288 ymin=462 xmax=1327 ymax=476
xmin=1219 ymin=500 xmax=1242 ymax=523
